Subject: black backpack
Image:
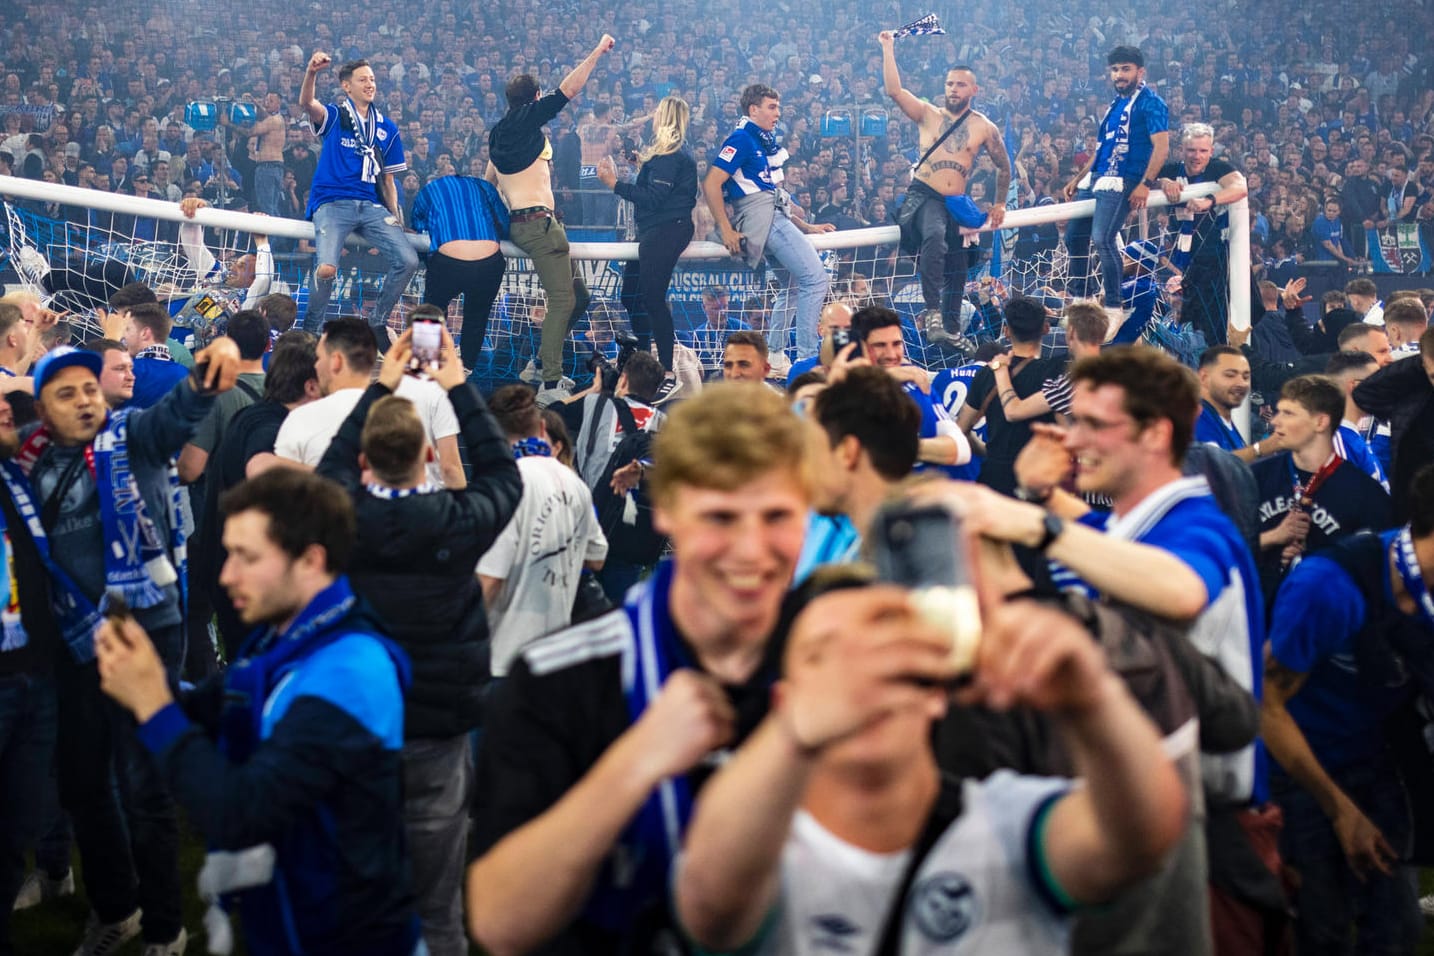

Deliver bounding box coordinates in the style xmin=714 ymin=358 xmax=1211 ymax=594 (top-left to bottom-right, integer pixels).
xmin=586 ymin=395 xmax=667 ymax=565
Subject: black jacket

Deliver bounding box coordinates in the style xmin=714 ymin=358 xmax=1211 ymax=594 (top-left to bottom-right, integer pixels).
xmin=317 ymin=381 xmax=521 ymax=739
xmin=613 ymin=149 xmax=697 ymax=236
xmin=1354 ymin=354 xmax=1434 ymax=520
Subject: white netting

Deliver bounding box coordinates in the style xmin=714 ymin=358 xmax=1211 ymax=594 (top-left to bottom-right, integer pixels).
xmin=1 ymin=175 xmax=1237 ymax=386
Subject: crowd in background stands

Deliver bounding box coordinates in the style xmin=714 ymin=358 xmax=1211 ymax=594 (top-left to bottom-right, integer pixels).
xmin=0 ymin=0 xmax=1432 ymax=268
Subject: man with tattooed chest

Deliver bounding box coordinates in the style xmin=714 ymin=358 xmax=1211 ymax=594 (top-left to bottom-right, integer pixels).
xmin=880 ymin=30 xmax=1010 ymax=348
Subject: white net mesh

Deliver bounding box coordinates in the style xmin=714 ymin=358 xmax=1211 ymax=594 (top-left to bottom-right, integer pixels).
xmin=2 ymin=179 xmax=1236 ymax=384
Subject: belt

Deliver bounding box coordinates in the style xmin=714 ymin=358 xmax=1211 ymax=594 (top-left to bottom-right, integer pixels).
xmin=255 ymin=160 xmax=285 ymax=167
xmin=509 ymin=206 xmax=551 ymax=223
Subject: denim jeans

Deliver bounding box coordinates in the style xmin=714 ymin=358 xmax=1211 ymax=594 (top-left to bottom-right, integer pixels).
xmin=0 ymin=671 xmax=57 ymax=956
xmin=57 ymin=651 xmax=183 ymax=944
xmin=253 ymin=162 xmax=285 ymax=218
xmin=762 ymin=214 xmax=828 ymax=361
xmin=1274 ymin=758 xmax=1420 ymax=955
xmin=401 ymin=735 xmax=472 ymax=956
xmin=1064 ymin=182 xmax=1136 ymax=308
xmin=304 ymin=200 xmax=421 ymax=349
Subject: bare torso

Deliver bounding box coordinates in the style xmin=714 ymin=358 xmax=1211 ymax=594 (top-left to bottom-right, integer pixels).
xmin=492 ymin=150 xmax=556 ymax=211
xmin=253 ymin=114 xmax=286 ymax=163
xmin=914 ymin=107 xmax=995 ymax=197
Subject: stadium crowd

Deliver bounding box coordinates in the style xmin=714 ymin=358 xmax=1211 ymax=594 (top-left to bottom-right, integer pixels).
xmin=2 ymin=0 xmax=1434 ymax=955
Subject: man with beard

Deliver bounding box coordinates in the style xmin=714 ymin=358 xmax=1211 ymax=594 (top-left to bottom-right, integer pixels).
xmin=1062 ymin=47 xmax=1170 ymax=328
xmin=880 ymin=31 xmax=1010 ymax=347
xmin=1195 ymin=346 xmax=1279 ymax=464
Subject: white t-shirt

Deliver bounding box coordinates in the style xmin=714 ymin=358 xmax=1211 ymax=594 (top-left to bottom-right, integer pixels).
xmin=273 ymin=379 xmax=460 ymax=485
xmin=478 ymin=455 xmax=609 ymax=676
xmin=737 ymin=771 xmax=1071 ymax=956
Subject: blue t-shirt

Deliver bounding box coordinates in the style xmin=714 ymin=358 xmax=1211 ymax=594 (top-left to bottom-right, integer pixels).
xmin=306 ymin=102 xmax=407 ymax=217
xmin=786 ymin=354 xmax=820 ymax=386
xmin=129 ymin=358 xmax=190 ymax=410
xmin=1091 ymin=87 xmax=1169 ymax=181
xmin=1053 ymin=480 xmax=1268 ymax=803
xmin=711 ymin=120 xmax=787 ymax=201
xmin=1335 ymin=424 xmax=1388 ymax=490
xmin=1311 ymin=214 xmax=1347 ymax=257
xmin=1268 ymin=533 xmax=1415 ymax=772
xmin=1195 ymin=401 xmax=1246 ymax=452
xmin=902 ymin=379 xmax=966 ymax=480
xmin=930 ymin=363 xmax=986 ymax=481
xmin=410 ymin=175 xmax=509 ymax=251
xmin=792 ymin=512 xmax=861 ymax=587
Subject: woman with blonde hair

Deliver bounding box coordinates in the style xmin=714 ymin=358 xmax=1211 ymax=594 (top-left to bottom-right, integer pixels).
xmin=597 ymin=95 xmax=697 ymax=374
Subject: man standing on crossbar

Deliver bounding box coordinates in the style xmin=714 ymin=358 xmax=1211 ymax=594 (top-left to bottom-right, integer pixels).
xmin=487 ymin=35 xmax=614 ymax=405
xmin=880 ymin=30 xmax=1010 ymax=348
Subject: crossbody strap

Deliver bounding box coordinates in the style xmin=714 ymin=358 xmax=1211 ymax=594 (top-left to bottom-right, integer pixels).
xmin=873 ymin=773 xmax=966 ymax=956
xmin=912 ymin=109 xmax=973 ymax=175
xmin=976 ymin=356 xmax=1034 ymax=420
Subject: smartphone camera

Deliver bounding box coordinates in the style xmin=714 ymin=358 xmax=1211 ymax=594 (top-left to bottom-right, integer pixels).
xmin=410 ymin=318 xmax=442 ymax=372
xmin=872 ymin=502 xmax=983 ymax=676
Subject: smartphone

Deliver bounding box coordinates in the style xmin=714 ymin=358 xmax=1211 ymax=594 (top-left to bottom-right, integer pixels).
xmin=871 ymin=502 xmax=982 ymax=676
xmin=829 ymin=325 xmax=861 ymax=358
xmin=410 ymin=318 xmax=442 ymax=370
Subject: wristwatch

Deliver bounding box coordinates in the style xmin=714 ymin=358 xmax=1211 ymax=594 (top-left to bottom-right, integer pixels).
xmin=1015 ymin=484 xmax=1052 ymax=505
xmin=1035 ymin=513 xmax=1066 ymax=553
xmin=1142 ymin=178 xmax=1159 ymax=188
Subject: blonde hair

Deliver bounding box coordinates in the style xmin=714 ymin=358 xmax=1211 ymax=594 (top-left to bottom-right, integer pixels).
xmin=638 ymin=96 xmax=690 ymax=163
xmin=649 ymin=382 xmax=813 ymax=506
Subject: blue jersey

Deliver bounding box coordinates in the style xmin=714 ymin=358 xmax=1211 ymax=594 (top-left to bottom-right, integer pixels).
xmin=711 ymin=119 xmax=788 ymax=201
xmin=307 ymin=102 xmax=407 ymax=217
xmin=792 ymin=512 xmax=862 ymax=587
xmin=1335 ymin=424 xmax=1388 ymax=490
xmin=1053 ymin=477 xmax=1268 ymax=804
xmin=931 ymin=363 xmax=985 ymax=481
xmin=410 ymin=175 xmax=509 ymax=251
xmin=1110 ymin=274 xmax=1160 ymax=345
xmin=902 ymin=379 xmax=967 ymax=480
xmin=787 ymin=354 xmax=820 ymax=386
xmin=1195 ymin=401 xmax=1246 ymax=451
xmin=1268 ymin=533 xmax=1413 ymax=772
xmin=1091 ymin=86 xmax=1169 ymax=181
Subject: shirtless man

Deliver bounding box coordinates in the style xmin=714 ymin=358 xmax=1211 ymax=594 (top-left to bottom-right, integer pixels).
xmin=881 ymin=30 xmax=1010 ymax=346
xmin=488 ymin=34 xmax=614 ymax=400
xmin=577 ymin=102 xmax=621 ymax=227
xmin=249 ymin=92 xmax=288 ymax=217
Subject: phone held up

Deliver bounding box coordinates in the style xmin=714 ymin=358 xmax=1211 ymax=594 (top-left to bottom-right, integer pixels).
xmin=409 ymin=316 xmax=443 ymax=374
xmin=870 ymin=501 xmax=982 ymax=682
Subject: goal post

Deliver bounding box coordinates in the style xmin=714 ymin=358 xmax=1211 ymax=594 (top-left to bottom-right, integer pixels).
xmin=1 ymin=173 xmax=1239 ymax=389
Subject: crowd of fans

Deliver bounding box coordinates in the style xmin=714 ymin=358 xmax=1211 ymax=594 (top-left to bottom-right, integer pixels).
xmin=4 ymin=2 xmax=1434 ymax=956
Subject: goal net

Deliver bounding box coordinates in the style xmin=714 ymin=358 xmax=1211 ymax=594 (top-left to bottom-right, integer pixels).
xmin=1 ymin=175 xmax=1241 ymax=394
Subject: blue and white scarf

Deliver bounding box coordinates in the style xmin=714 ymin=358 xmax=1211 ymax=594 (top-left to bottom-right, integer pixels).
xmin=1393 ymin=524 xmax=1434 ymax=630
xmin=894 ymin=12 xmax=946 ymax=37
xmin=512 ymin=437 xmax=553 ymax=460
xmin=338 ymin=96 xmax=383 ymax=185
xmin=1095 ymin=83 xmax=1146 ymax=191
xmin=583 ymin=559 xmax=701 ymax=929
xmin=736 ymin=116 xmax=788 ymax=187
xmin=365 ymin=480 xmax=440 ymax=499
xmin=13 ymin=413 xmax=186 ymax=661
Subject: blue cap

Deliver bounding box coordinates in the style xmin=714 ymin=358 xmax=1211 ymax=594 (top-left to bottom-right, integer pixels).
xmin=33 ymin=346 xmax=104 ymax=397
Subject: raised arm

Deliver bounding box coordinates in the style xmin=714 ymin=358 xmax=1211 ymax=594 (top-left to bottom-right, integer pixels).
xmin=878 ymin=31 xmax=928 ymax=123
xmin=558 ymin=35 xmax=616 ymax=101
xmin=299 ymin=52 xmax=331 ymax=128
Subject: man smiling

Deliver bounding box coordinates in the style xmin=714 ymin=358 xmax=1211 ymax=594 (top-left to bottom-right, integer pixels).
xmin=466 ymin=383 xmax=811 ymax=955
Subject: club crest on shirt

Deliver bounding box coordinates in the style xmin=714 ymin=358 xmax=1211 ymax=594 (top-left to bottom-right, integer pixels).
xmin=808 ymin=913 xmax=861 ymax=952
xmin=909 ymin=872 xmax=979 ymax=942
xmin=377 ymin=128 xmax=389 ymax=141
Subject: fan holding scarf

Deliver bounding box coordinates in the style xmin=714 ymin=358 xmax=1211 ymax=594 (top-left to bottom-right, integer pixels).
xmin=21 ymin=339 xmax=243 ymax=955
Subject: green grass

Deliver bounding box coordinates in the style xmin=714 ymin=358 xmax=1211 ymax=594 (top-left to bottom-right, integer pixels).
xmin=11 ymin=815 xmax=247 ymax=955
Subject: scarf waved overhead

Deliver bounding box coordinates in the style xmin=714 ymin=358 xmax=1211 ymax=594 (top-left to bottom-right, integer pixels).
xmin=1094 ymin=82 xmax=1146 ymax=192
xmin=12 ymin=413 xmax=186 ymax=660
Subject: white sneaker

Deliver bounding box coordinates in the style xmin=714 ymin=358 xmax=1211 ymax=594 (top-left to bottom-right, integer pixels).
xmin=12 ymin=867 xmax=75 ymax=910
xmin=141 ymin=926 xmax=188 ymax=956
xmin=518 ymin=360 xmax=541 ymax=384
xmin=14 ymin=246 xmax=51 ymax=286
xmin=1420 ymin=893 xmax=1434 ymax=918
xmin=1104 ymin=305 xmax=1133 ymax=342
xmin=71 ymin=908 xmax=142 ymax=956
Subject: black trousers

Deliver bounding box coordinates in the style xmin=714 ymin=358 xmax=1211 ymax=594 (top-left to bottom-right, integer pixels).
xmin=619 ymin=218 xmax=691 ymax=371
xmin=423 ymin=251 xmax=507 ymax=370
xmin=910 ymin=181 xmax=972 ymax=331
